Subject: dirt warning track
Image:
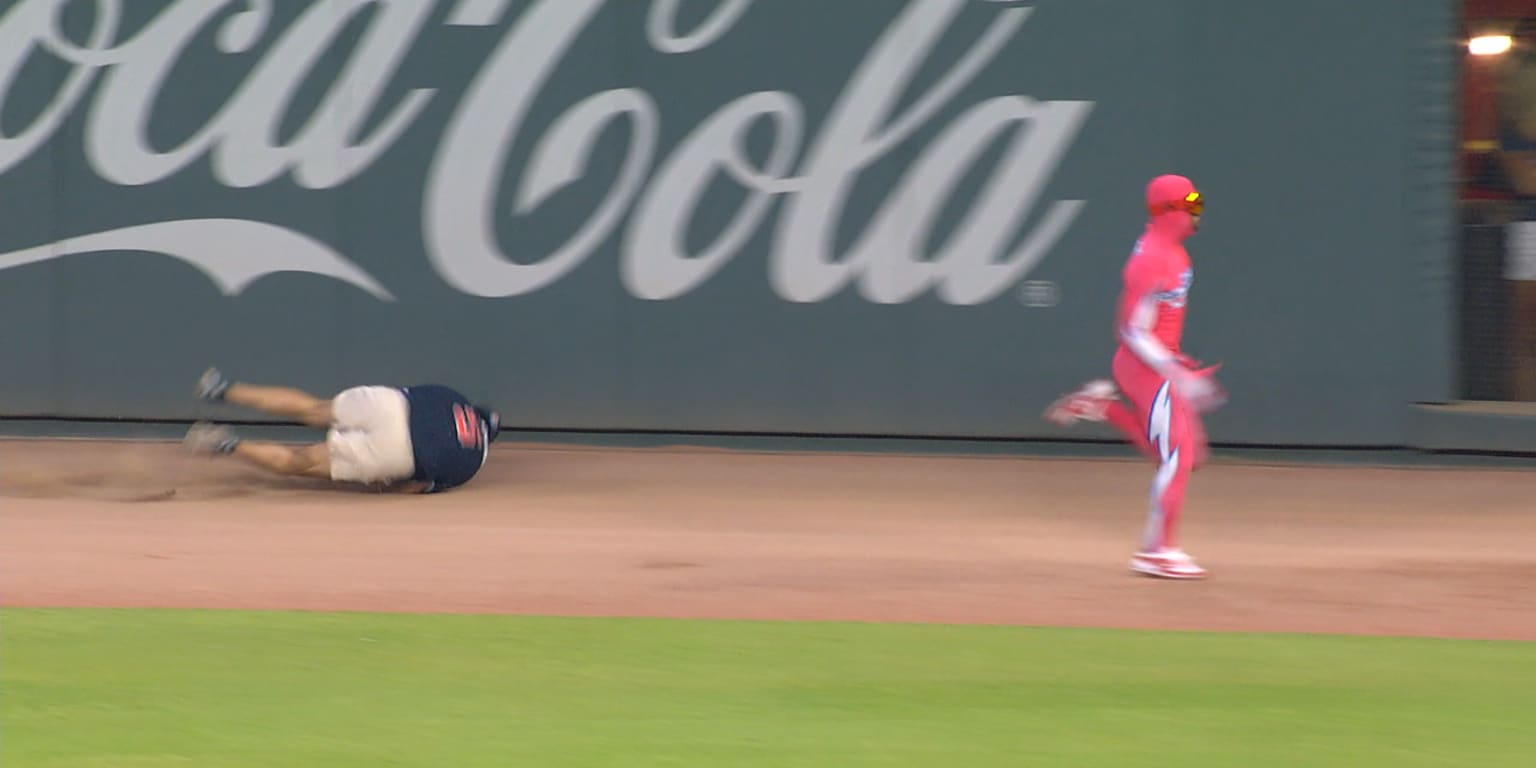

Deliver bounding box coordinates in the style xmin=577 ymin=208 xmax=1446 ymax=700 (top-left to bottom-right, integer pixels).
xmin=2 ymin=440 xmax=1533 ymax=640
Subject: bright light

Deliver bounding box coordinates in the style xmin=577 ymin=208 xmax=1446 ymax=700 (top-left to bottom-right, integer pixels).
xmin=1469 ymin=35 xmax=1513 ymax=56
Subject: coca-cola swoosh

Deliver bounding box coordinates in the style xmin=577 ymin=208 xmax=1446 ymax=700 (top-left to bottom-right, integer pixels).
xmin=0 ymin=219 xmax=395 ymax=300
xmin=0 ymin=0 xmax=1093 ymax=305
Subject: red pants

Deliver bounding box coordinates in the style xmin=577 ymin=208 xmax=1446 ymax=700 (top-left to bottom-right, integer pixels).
xmin=1104 ymin=347 xmax=1206 ymax=552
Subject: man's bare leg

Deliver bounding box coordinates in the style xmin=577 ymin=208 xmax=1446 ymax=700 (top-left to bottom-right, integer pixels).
xmin=197 ymin=367 xmax=333 ymax=427
xmin=232 ymin=442 xmax=332 ymax=480
xmin=224 ymin=384 xmax=333 ymax=427
xmin=183 ymin=422 xmax=332 ymax=480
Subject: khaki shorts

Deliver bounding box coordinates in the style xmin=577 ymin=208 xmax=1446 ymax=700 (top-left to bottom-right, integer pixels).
xmin=326 ymin=386 xmax=415 ymax=484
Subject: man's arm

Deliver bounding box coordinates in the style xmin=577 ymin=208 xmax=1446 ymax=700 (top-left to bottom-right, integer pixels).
xmin=1119 ymin=291 xmax=1179 ymax=378
xmin=1118 ymin=272 xmax=1219 ymax=410
xmin=382 ymin=480 xmax=433 ymax=494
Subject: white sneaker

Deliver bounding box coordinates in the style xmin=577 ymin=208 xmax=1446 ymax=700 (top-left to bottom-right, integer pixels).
xmin=1129 ymin=549 xmax=1208 ymax=580
xmin=195 ymin=367 xmax=231 ymax=401
xmin=183 ymin=422 xmax=240 ymax=456
xmin=1044 ymin=379 xmax=1118 ymax=426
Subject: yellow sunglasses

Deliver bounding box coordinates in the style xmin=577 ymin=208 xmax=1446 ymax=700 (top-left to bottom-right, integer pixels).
xmin=1151 ymin=191 xmax=1204 ymax=217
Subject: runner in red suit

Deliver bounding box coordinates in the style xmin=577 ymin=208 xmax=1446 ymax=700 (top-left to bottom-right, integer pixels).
xmin=1045 ymin=174 xmax=1225 ymax=579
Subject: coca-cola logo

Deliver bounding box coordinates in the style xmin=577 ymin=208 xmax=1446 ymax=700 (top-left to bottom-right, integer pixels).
xmin=0 ymin=0 xmax=1093 ymax=305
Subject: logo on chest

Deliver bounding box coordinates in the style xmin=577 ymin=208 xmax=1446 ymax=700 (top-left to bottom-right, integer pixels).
xmin=1152 ymin=269 xmax=1193 ymax=309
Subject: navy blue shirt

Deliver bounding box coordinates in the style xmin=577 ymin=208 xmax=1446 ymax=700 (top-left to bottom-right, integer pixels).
xmin=402 ymin=384 xmax=489 ymax=493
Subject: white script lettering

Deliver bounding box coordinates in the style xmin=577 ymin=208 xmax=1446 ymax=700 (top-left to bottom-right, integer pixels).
xmin=0 ymin=0 xmax=1092 ymax=305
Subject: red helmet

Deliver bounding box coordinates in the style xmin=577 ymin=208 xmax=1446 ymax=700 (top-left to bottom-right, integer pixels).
xmin=474 ymin=406 xmax=501 ymax=443
xmin=1146 ymin=174 xmax=1203 ymax=218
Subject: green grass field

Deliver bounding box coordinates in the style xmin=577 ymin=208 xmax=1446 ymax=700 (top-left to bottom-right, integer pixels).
xmin=2 ymin=608 xmax=1532 ymax=767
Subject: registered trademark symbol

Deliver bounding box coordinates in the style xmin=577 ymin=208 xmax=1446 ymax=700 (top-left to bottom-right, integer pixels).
xmin=1019 ymin=280 xmax=1060 ymax=308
